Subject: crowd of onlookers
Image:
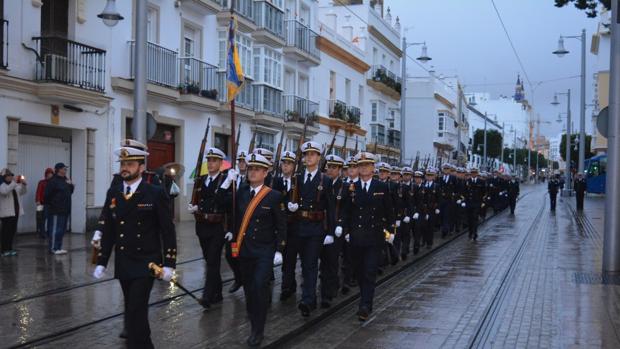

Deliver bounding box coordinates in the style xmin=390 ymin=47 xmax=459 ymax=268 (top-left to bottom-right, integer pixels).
xmin=0 ymin=163 xmax=73 ymax=257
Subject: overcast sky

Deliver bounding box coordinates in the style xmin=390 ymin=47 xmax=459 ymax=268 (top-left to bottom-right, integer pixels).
xmin=389 ymin=0 xmax=600 ymax=139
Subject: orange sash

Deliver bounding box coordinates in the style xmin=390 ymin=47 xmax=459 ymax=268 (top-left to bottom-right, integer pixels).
xmin=231 ymin=186 xmax=272 ymax=257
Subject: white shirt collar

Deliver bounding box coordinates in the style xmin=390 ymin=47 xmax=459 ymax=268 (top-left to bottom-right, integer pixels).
xmin=305 ymin=168 xmax=318 ymax=181
xmin=250 ymin=184 xmax=263 ymax=193
xmin=347 ymin=177 xmax=359 ymax=183
xmin=124 ymin=178 xmax=142 ymax=194
xmin=361 ymin=177 xmax=372 ymax=188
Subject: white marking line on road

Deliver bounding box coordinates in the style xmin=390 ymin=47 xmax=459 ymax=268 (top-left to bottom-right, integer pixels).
xmin=362 ymin=315 xmax=377 ymax=327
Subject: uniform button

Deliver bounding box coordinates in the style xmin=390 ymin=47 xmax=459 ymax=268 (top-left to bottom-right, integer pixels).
xmin=254 ymin=228 xmax=258 ymax=232
xmin=120 ymin=234 xmax=124 ymax=238
xmin=137 ymin=234 xmax=141 ymax=238
xmin=359 ymin=216 xmax=362 ymax=219
xmin=138 ymin=222 xmax=141 ymax=226
xmin=120 ymin=221 xmax=125 ymax=225
xmin=358 ymin=225 xmax=362 ymax=228
xmin=137 ymin=247 xmax=141 ymax=251
xmin=120 ymin=246 xmax=125 ymax=250
xmin=256 ymin=219 xmax=260 ymax=223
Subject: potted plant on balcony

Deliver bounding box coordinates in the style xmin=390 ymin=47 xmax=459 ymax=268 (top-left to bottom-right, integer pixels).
xmin=200 ymin=89 xmax=219 ymax=100
xmin=187 ymin=82 xmax=201 ymax=95
xmin=395 ymin=81 xmax=402 ymax=94
xmin=331 ymin=102 xmax=347 ymax=121
xmin=285 ymin=110 xmax=300 ymax=122
xmin=346 ymin=109 xmax=360 ymax=125
xmin=373 ymin=68 xmax=386 ymax=82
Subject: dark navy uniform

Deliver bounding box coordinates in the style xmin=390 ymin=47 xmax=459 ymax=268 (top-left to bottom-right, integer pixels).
xmin=394 ymin=179 xmax=413 ymax=259
xmin=422 ymin=180 xmax=439 ymax=248
xmin=410 ymin=180 xmax=427 ymax=254
xmin=344 ymin=177 xmax=394 ymax=319
xmin=319 ymin=175 xmax=349 ymax=306
xmin=548 ymin=177 xmax=561 ymax=211
xmin=232 ymin=183 xmax=287 ymax=345
xmin=97 ymin=180 xmax=176 ymax=349
xmin=465 ymin=175 xmax=485 ymax=240
xmin=574 ymin=176 xmax=587 ymax=210
xmin=194 ymin=171 xmax=230 ymax=305
xmin=273 ymin=175 xmax=299 ymax=299
xmin=290 ymin=169 xmax=335 ymax=313
xmin=507 ymin=178 xmax=520 ymax=214
xmin=438 ymin=173 xmax=458 ymax=238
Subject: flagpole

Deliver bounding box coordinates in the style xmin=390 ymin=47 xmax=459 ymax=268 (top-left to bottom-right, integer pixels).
xmin=230 ymin=0 xmax=237 ymax=237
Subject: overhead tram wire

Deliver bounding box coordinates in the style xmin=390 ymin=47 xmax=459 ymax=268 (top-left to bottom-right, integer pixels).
xmin=490 ymin=0 xmax=534 ymax=91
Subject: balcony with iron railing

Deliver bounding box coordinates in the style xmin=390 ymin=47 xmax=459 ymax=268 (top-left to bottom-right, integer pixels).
xmin=129 ymin=41 xmax=178 ymax=89
xmin=388 ymin=129 xmax=401 ymax=148
xmin=367 ymin=65 xmax=402 ymax=100
xmin=283 ymin=19 xmax=320 ymax=65
xmin=217 ymin=71 xmax=255 ymax=111
xmin=328 ymin=99 xmax=361 ymax=125
xmin=33 ymin=36 xmax=106 ymax=92
xmin=1 ymin=19 xmax=8 ymax=69
xmin=347 ymin=105 xmax=361 ymax=125
xmin=284 ymin=95 xmax=318 ymax=126
xmin=253 ymin=1 xmax=285 ymax=46
xmin=178 ymin=57 xmax=219 ymax=100
xmin=219 ymin=0 xmax=255 ymax=31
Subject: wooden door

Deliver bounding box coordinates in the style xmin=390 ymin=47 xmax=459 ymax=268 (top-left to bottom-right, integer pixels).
xmin=147 ymin=141 xmax=175 ymax=171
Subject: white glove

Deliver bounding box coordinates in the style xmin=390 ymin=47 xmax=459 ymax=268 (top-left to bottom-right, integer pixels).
xmin=345 ymin=234 xmax=350 ymax=243
xmin=387 ymin=233 xmax=395 ymax=244
xmin=91 ymin=230 xmax=103 ymax=249
xmin=435 ymin=209 xmax=440 ymax=215
xmin=334 ymin=226 xmax=343 ymax=237
xmin=456 ymin=199 xmax=462 ymax=204
xmin=162 ymin=267 xmax=175 ymax=282
xmin=461 ymin=202 xmax=466 ymax=208
xmin=187 ymin=204 xmax=199 ymax=213
xmin=93 ymin=265 xmax=106 ymax=279
xmin=425 ymin=214 xmax=430 ymax=220
xmin=413 ymin=213 xmax=419 ymax=220
xmin=395 ymin=220 xmax=401 ymax=228
xmin=323 ymin=235 xmax=334 ymax=245
xmin=224 ymin=232 xmax=233 ymax=241
xmin=403 ymin=216 xmax=411 ymax=223
xmin=220 ymin=169 xmax=239 ymax=190
xmin=273 ymin=251 xmax=283 ymax=266
xmin=287 ymin=202 xmax=299 ymax=212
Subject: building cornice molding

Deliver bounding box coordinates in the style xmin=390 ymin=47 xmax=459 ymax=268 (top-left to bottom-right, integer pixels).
xmin=368 ymin=25 xmax=402 ymax=58
xmin=316 ymin=37 xmax=370 ymax=74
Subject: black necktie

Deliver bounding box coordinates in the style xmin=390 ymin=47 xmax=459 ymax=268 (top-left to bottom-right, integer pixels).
xmin=206 ymin=177 xmax=212 ymax=187
xmin=363 ymin=182 xmax=368 ymax=193
xmin=125 ymin=186 xmax=131 ymax=196
xmin=284 ymin=179 xmax=289 ymax=191
xmin=306 ymin=173 xmax=312 ymax=184
xmin=250 ymin=189 xmax=255 ymax=199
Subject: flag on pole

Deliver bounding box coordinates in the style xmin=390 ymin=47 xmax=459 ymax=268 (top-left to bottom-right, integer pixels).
xmin=227 ymin=17 xmax=245 ymax=102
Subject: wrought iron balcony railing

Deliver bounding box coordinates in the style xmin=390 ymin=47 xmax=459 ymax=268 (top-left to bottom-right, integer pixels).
xmin=129 ymin=41 xmax=178 ymax=88
xmin=284 ymin=20 xmax=320 ymax=60
xmin=33 ymin=36 xmax=106 ymax=92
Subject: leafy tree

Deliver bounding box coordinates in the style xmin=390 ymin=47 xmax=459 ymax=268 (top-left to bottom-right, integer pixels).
xmin=473 ymin=129 xmax=503 ymax=159
xmin=559 ymin=133 xmax=594 ymax=165
xmin=554 ymin=0 xmax=610 ymax=18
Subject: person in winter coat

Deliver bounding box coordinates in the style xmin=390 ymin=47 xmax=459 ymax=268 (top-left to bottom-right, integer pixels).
xmin=35 ymin=168 xmax=54 ymax=238
xmin=0 ymin=168 xmax=27 ymax=256
xmin=44 ymin=163 xmax=74 ymax=254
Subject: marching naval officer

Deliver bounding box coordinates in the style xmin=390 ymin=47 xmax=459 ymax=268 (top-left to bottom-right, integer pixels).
xmin=93 ymin=141 xmax=176 ymax=349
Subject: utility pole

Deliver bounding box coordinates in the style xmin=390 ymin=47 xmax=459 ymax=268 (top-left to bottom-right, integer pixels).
xmin=565 ymin=89 xmax=572 ymax=195
xmin=457 ymin=84 xmax=463 ymax=166
xmin=133 ymin=0 xmax=148 ymax=144
xmin=483 ymin=112 xmax=488 ymax=171
xmin=535 ymin=115 xmax=540 ymax=183
xmin=501 ymin=122 xmax=505 ymax=164
xmin=400 ymin=36 xmax=407 ymax=164
xmin=603 ymin=0 xmax=620 ymax=272
xmin=579 ymin=28 xmax=587 ymax=174
xmin=527 ymin=120 xmax=532 ymax=182
xmin=513 ymin=128 xmax=517 ymax=175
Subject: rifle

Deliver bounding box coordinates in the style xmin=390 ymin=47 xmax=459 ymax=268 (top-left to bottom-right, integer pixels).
xmin=248 ymin=128 xmax=257 ymax=153
xmin=271 ymin=126 xmax=286 ymax=187
xmin=291 ymin=114 xmax=310 ymax=203
xmin=190 ymin=118 xmax=211 ymax=214
xmin=413 ymin=152 xmax=419 ymax=171
xmin=320 ymin=128 xmax=339 ymax=171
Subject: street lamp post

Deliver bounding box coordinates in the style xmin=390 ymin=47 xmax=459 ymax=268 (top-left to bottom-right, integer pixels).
xmin=400 ymin=36 xmax=431 ymax=164
xmin=553 ymin=29 xmax=587 ymax=174
xmin=552 ymin=90 xmax=572 ymax=194
xmin=603 ymin=1 xmax=620 ymax=272
xmin=98 ymin=0 xmax=147 ymax=144
xmin=483 ymin=112 xmax=488 ymax=171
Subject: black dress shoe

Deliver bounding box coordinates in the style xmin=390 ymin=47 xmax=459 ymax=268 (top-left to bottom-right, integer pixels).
xmin=401 ymin=254 xmax=408 ymax=261
xmin=229 ymin=282 xmax=242 ymax=293
xmin=298 ymin=302 xmax=311 ymax=317
xmin=357 ymin=306 xmax=370 ymax=321
xmin=119 ymin=328 xmax=128 ymax=339
xmin=198 ymin=298 xmax=211 ymax=309
xmin=280 ymin=290 xmax=294 ymax=301
xmin=413 ymin=248 xmax=419 ymax=255
xmin=341 ymin=286 xmax=350 ymax=295
xmin=321 ymin=300 xmax=331 ymax=309
xmin=210 ymin=294 xmax=223 ymax=305
xmin=247 ymin=333 xmax=264 ymax=347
